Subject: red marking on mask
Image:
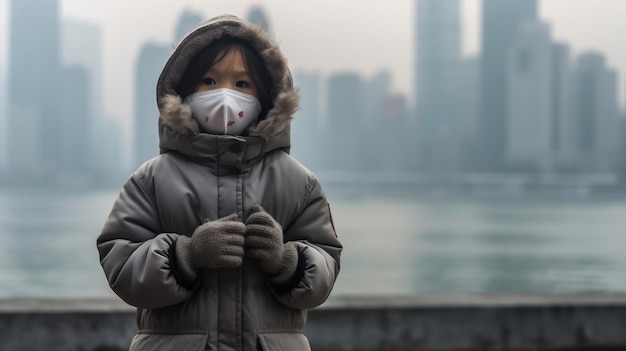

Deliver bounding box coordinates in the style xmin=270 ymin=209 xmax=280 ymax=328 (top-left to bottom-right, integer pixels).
xmin=238 ymin=111 xmax=244 ymax=118
xmin=204 ymin=116 xmax=209 ymax=124
xmin=227 ymin=120 xmax=235 ymax=127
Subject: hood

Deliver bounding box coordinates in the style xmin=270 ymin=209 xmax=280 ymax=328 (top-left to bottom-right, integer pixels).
xmin=156 ymin=14 xmax=299 ymax=142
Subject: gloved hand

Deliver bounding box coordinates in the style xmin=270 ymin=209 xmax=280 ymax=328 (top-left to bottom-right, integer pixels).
xmin=245 ymin=205 xmax=298 ymax=285
xmin=175 ymin=214 xmax=246 ymax=283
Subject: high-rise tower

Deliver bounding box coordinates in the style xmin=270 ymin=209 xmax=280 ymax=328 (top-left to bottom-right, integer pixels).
xmin=291 ymin=71 xmax=323 ymax=170
xmin=573 ymin=53 xmax=621 ymax=172
xmin=415 ymin=0 xmax=463 ymax=172
xmin=134 ymin=10 xmax=203 ymax=168
xmin=505 ymin=22 xmax=557 ymax=171
xmin=246 ymin=5 xmax=273 ymax=36
xmin=7 ymin=0 xmax=62 ymax=179
xmin=325 ymin=73 xmax=364 ymax=172
xmin=174 ymin=10 xmax=203 ymax=43
xmin=478 ymin=0 xmax=537 ymax=171
xmin=62 ymin=19 xmax=104 ymax=177
xmin=133 ymin=43 xmax=170 ymax=168
xmin=0 ymin=69 xmax=6 ymax=175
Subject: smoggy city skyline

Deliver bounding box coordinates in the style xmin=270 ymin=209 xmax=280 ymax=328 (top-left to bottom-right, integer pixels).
xmin=0 ymin=0 xmax=623 ymax=186
xmin=2 ymin=1 xmax=626 ymax=121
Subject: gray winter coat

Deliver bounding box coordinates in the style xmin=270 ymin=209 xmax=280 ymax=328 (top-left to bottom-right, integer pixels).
xmin=97 ymin=15 xmax=342 ymax=351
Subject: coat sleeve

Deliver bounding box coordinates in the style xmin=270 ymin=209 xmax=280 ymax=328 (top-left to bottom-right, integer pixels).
xmin=96 ymin=170 xmax=195 ymax=309
xmin=272 ymin=176 xmax=342 ymax=310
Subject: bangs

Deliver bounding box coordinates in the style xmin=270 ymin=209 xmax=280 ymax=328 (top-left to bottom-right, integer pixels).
xmin=176 ymin=37 xmax=273 ymax=118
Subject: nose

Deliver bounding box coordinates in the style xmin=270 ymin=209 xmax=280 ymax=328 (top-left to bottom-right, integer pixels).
xmin=214 ymin=82 xmax=230 ymax=90
xmin=214 ymin=79 xmax=235 ymax=90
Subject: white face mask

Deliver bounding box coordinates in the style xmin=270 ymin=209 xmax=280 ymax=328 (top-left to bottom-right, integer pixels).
xmin=185 ymin=88 xmax=262 ymax=135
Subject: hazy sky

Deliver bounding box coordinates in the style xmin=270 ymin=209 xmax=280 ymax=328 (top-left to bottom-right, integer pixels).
xmin=1 ymin=0 xmax=626 ymax=137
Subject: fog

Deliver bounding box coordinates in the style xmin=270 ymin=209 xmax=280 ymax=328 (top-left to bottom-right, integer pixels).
xmin=1 ymin=0 xmax=626 ymax=299
xmin=1 ymin=0 xmax=625 ymax=186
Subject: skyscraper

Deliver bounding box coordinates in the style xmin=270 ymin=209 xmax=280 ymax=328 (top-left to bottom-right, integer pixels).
xmin=325 ymin=73 xmax=364 ymax=172
xmin=134 ymin=10 xmax=203 ymax=168
xmin=0 ymin=5 xmax=6 ymax=175
xmin=62 ymin=19 xmax=103 ymax=177
xmin=379 ymin=93 xmax=412 ymax=172
xmin=246 ymin=5 xmax=273 ymax=36
xmin=453 ymin=57 xmax=480 ymax=172
xmin=8 ymin=0 xmax=62 ymax=179
xmin=0 ymin=68 xmax=6 ymax=175
xmin=415 ymin=0 xmax=463 ymax=172
xmin=573 ymin=53 xmax=621 ymax=172
xmin=134 ymin=42 xmax=170 ymax=168
xmin=506 ymin=22 xmax=556 ymax=171
xmin=550 ymin=43 xmax=577 ymax=169
xmin=619 ymin=115 xmax=626 ymax=180
xmin=58 ymin=65 xmax=90 ymax=175
xmin=174 ymin=10 xmax=203 ymax=43
xmin=362 ymin=70 xmax=393 ymax=172
xmin=292 ymin=70 xmax=323 ymax=170
xmin=479 ymin=0 xmax=537 ymax=171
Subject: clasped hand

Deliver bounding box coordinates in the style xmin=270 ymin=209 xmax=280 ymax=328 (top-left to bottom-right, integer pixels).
xmin=175 ymin=205 xmax=298 ymax=284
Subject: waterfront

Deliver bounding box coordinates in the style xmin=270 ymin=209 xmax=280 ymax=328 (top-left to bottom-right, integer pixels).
xmin=0 ymin=187 xmax=625 ymax=298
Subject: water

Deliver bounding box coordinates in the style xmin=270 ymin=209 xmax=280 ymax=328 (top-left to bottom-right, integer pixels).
xmin=332 ymin=192 xmax=626 ymax=295
xmin=1 ymin=188 xmax=625 ymax=298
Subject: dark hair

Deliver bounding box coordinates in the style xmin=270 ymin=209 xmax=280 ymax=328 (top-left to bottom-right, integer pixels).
xmin=176 ymin=37 xmax=273 ymax=119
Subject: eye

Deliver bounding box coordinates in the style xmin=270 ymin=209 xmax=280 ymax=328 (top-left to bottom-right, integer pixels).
xmin=235 ymin=80 xmax=250 ymax=88
xmin=202 ymin=78 xmax=216 ymax=85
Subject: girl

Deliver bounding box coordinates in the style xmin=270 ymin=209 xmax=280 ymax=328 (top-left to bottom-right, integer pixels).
xmin=97 ymin=14 xmax=342 ymax=351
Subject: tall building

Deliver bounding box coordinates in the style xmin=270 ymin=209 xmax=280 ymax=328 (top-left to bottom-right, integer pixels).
xmin=58 ymin=65 xmax=91 ymax=176
xmin=61 ymin=19 xmax=104 ymax=177
xmin=134 ymin=10 xmax=204 ymax=168
xmin=246 ymin=5 xmax=273 ymax=36
xmin=572 ymin=53 xmax=621 ymax=172
xmin=619 ymin=114 xmax=626 ymax=181
xmin=378 ymin=93 xmax=412 ymax=172
xmin=506 ymin=22 xmax=555 ymax=171
xmin=8 ymin=0 xmax=63 ymax=180
xmin=325 ymin=73 xmax=364 ymax=172
xmin=93 ymin=115 xmax=127 ymax=187
xmin=174 ymin=10 xmax=203 ymax=43
xmin=292 ymin=70 xmax=323 ymax=171
xmin=361 ymin=71 xmax=392 ymax=172
xmin=415 ymin=0 xmax=463 ymax=173
xmin=453 ymin=57 xmax=480 ymax=172
xmin=0 ymin=68 xmax=6 ymax=175
xmin=479 ymin=0 xmax=537 ymax=171
xmin=134 ymin=42 xmax=170 ymax=168
xmin=551 ymin=43 xmax=578 ymax=169
xmin=0 ymin=4 xmax=5 ymax=176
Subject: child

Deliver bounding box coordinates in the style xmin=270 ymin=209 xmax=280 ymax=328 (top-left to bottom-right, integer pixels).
xmin=97 ymin=14 xmax=342 ymax=351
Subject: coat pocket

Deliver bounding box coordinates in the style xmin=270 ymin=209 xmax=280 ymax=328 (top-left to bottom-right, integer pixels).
xmin=129 ymin=332 xmax=209 ymax=351
xmin=258 ymin=332 xmax=311 ymax=351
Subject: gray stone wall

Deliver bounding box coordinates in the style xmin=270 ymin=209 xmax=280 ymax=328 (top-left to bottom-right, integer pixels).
xmin=1 ymin=294 xmax=626 ymax=350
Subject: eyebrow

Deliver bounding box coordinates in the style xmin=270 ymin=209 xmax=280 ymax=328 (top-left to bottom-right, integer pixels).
xmin=206 ymin=67 xmax=251 ymax=77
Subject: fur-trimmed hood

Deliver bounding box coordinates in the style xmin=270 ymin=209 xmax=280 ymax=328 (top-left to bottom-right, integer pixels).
xmin=156 ymin=14 xmax=299 ymax=146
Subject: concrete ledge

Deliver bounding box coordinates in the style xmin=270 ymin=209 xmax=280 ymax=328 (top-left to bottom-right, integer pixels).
xmin=0 ymin=298 xmax=135 ymax=351
xmin=1 ymin=294 xmax=626 ymax=350
xmin=306 ymin=294 xmax=626 ymax=350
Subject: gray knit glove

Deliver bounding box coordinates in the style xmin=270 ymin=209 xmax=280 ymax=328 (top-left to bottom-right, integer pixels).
xmin=245 ymin=205 xmax=298 ymax=285
xmin=175 ymin=214 xmax=246 ymax=283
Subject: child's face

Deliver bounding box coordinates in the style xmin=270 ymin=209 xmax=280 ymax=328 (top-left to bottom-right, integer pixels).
xmin=194 ymin=48 xmax=260 ymax=99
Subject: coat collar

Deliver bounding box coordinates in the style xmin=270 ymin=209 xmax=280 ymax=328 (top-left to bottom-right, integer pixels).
xmin=158 ymin=112 xmax=291 ymax=168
